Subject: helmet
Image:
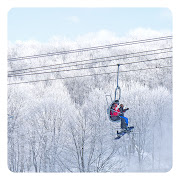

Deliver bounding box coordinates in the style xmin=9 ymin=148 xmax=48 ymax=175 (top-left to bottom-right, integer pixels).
xmin=114 ymin=100 xmax=119 ymax=104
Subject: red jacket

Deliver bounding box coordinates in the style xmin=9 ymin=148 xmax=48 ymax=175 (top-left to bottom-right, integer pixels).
xmin=110 ymin=103 xmax=120 ymax=116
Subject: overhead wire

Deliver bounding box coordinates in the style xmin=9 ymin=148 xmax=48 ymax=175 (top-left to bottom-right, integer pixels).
xmin=8 ymin=36 xmax=172 ymax=85
xmin=9 ymin=47 xmax=172 ymax=73
xmin=8 ymin=35 xmax=172 ymax=62
xmin=8 ymin=56 xmax=172 ymax=78
xmin=7 ymin=65 xmax=172 ymax=85
xmin=8 ymin=47 xmax=172 ymax=76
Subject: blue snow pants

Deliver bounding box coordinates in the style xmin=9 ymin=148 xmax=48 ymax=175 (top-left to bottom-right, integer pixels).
xmin=120 ymin=116 xmax=128 ymax=127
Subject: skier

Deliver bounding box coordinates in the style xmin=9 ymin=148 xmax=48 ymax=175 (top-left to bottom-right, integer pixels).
xmin=119 ymin=104 xmax=129 ymax=130
xmin=110 ymin=101 xmax=120 ymax=121
xmin=110 ymin=101 xmax=129 ymax=129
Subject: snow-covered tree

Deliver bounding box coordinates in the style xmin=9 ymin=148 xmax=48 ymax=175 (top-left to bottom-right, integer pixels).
xmin=8 ymin=29 xmax=172 ymax=172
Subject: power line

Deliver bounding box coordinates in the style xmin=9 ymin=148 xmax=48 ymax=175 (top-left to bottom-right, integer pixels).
xmin=8 ymin=56 xmax=172 ymax=78
xmin=8 ymin=36 xmax=172 ymax=62
xmin=8 ymin=65 xmax=172 ymax=85
xmin=8 ymin=47 xmax=172 ymax=75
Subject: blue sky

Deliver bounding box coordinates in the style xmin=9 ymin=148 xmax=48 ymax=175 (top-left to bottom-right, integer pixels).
xmin=8 ymin=8 xmax=172 ymax=43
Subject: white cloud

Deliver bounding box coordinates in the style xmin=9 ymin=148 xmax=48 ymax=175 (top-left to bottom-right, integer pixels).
xmin=67 ymin=16 xmax=80 ymax=23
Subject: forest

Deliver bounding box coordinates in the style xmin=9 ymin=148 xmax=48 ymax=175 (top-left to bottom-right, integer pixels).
xmin=7 ymin=31 xmax=172 ymax=172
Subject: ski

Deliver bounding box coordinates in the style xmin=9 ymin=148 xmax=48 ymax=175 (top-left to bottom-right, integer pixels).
xmin=115 ymin=126 xmax=134 ymax=140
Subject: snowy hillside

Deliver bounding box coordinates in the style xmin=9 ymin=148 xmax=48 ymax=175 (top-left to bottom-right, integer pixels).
xmin=7 ymin=30 xmax=172 ymax=172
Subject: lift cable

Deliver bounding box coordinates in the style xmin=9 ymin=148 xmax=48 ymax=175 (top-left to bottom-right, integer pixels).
xmin=8 ymin=36 xmax=172 ymax=62
xmin=8 ymin=56 xmax=172 ymax=78
xmin=8 ymin=65 xmax=172 ymax=85
xmin=8 ymin=47 xmax=172 ymax=75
